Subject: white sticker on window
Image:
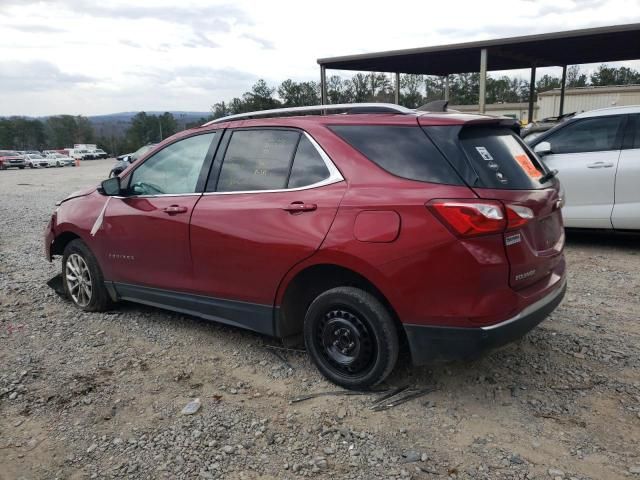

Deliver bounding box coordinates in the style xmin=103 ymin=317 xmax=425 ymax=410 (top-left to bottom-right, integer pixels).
xmin=475 ymin=146 xmax=494 ymax=161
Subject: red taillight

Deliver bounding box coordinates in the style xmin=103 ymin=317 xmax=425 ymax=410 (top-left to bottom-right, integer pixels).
xmin=505 ymin=205 xmax=534 ymax=230
xmin=427 ymin=199 xmax=506 ymax=237
xmin=428 ymin=200 xmax=536 ymax=237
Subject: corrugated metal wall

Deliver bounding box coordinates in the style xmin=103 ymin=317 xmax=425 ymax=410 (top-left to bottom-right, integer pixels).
xmin=538 ymin=88 xmax=640 ymax=119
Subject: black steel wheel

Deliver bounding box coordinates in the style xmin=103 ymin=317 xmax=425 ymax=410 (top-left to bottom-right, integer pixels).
xmin=304 ymin=287 xmax=399 ymax=390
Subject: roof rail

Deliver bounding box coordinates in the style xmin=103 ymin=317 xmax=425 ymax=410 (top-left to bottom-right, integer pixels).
xmin=204 ymin=103 xmax=414 ymax=125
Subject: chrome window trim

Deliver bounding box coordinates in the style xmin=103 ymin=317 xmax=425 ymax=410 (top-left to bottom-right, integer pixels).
xmin=112 ymin=193 xmax=202 ymax=199
xmin=203 ymin=131 xmax=344 ymax=196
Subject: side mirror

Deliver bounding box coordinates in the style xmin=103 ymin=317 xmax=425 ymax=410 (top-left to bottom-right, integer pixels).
xmin=99 ymin=176 xmax=121 ymax=196
xmin=534 ymin=141 xmax=552 ymax=156
xmin=123 ymin=155 xmax=132 ymax=162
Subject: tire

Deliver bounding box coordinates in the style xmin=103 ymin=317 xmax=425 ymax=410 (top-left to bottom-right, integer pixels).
xmin=303 ymin=286 xmax=399 ymax=390
xmin=62 ymin=239 xmax=111 ymax=312
xmin=56 ymin=161 xmax=61 ymax=167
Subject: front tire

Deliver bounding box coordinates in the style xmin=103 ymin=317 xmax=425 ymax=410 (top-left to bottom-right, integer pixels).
xmin=62 ymin=239 xmax=111 ymax=312
xmin=304 ymin=287 xmax=399 ymax=390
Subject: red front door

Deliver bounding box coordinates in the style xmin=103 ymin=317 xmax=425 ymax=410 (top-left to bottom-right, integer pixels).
xmin=97 ymin=195 xmax=200 ymax=291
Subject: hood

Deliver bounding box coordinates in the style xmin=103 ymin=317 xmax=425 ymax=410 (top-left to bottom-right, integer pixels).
xmin=56 ymin=185 xmax=97 ymax=206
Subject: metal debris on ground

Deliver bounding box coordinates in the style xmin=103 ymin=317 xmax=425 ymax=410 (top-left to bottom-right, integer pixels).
xmin=290 ymin=390 xmax=375 ymax=403
xmin=370 ymin=386 xmax=436 ymax=412
xmin=289 ymin=385 xmax=436 ymax=409
xmin=269 ymin=349 xmax=294 ymax=370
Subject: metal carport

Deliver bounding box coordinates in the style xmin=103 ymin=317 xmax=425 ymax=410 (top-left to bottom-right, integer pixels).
xmin=317 ymin=23 xmax=640 ymax=122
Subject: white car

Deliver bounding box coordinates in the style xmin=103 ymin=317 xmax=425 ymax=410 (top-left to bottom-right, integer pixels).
xmin=46 ymin=153 xmax=75 ymax=166
xmin=25 ymin=154 xmax=57 ymax=168
xmin=531 ymin=105 xmax=640 ymax=230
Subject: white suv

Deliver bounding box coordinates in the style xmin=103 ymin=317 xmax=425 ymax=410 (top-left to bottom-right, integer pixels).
xmin=531 ymin=105 xmax=640 ymax=230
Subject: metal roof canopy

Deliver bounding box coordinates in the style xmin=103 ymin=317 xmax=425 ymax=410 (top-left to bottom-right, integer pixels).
xmin=316 ymin=23 xmax=640 ymax=121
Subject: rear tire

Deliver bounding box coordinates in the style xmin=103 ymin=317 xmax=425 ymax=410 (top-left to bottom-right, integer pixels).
xmin=62 ymin=239 xmax=111 ymax=312
xmin=304 ymin=287 xmax=399 ymax=390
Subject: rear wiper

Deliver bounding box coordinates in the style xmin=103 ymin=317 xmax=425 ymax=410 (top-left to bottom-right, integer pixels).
xmin=539 ymin=169 xmax=558 ymax=184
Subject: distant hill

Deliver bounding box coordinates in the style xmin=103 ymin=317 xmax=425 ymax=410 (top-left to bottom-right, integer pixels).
xmin=88 ymin=111 xmax=212 ymax=138
xmin=88 ymin=111 xmax=211 ymax=122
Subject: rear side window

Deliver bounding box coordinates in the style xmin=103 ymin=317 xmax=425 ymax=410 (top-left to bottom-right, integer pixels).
xmin=545 ymin=116 xmax=623 ymax=154
xmin=217 ymin=130 xmax=299 ymax=192
xmin=329 ymin=125 xmax=462 ymax=185
xmin=459 ymin=127 xmax=546 ymax=190
xmin=288 ymin=136 xmax=330 ymax=188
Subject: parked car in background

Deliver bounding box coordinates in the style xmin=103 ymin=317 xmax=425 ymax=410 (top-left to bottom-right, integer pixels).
xmin=46 ymin=153 xmax=75 ymax=166
xmin=522 ymin=112 xmax=576 ymax=143
xmin=0 ymin=150 xmax=26 ymax=169
xmin=46 ymin=104 xmax=566 ymax=389
xmin=92 ymin=149 xmax=109 ymax=159
xmin=109 ymin=144 xmax=157 ymax=177
xmin=529 ymin=105 xmax=640 ymax=230
xmin=25 ymin=154 xmax=56 ymax=168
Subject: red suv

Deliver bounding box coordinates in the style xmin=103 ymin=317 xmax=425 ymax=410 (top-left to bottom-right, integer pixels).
xmin=45 ymin=104 xmax=566 ymax=389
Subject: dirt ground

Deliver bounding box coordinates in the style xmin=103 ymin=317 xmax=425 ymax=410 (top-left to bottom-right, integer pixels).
xmin=1 ymin=160 xmax=639 ymax=480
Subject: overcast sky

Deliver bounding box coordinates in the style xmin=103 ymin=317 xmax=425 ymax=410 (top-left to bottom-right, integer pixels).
xmin=1 ymin=0 xmax=639 ymax=116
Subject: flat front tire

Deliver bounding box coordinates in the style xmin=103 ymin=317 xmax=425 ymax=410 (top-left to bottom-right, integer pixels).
xmin=304 ymin=287 xmax=399 ymax=390
xmin=62 ymin=239 xmax=111 ymax=312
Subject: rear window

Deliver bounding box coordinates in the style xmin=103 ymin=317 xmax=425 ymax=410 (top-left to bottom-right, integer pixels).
xmin=458 ymin=127 xmax=546 ymax=190
xmin=329 ymin=125 xmax=463 ymax=185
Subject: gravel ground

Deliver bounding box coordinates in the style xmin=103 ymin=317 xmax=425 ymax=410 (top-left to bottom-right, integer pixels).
xmin=1 ymin=160 xmax=639 ymax=480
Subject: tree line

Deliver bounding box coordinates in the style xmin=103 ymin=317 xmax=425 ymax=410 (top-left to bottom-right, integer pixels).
xmin=0 ymin=112 xmax=182 ymax=154
xmin=1 ymin=64 xmax=639 ymax=152
xmin=212 ymin=64 xmax=640 ymax=116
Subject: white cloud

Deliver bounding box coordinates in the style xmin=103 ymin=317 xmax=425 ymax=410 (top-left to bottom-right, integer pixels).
xmin=0 ymin=0 xmax=639 ymax=115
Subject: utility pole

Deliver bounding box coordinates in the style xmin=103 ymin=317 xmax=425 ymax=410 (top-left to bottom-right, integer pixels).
xmin=158 ymin=116 xmax=163 ymax=142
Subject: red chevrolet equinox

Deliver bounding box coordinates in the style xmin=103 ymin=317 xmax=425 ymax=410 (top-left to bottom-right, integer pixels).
xmin=45 ymin=104 xmax=566 ymax=389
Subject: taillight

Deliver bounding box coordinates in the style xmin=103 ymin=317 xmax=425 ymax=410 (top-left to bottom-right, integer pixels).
xmin=505 ymin=205 xmax=534 ymax=230
xmin=427 ymin=199 xmax=506 ymax=237
xmin=428 ymin=200 xmax=535 ymax=237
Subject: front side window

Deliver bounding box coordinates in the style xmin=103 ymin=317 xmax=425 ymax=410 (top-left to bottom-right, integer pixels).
xmin=546 ymin=116 xmax=623 ymax=154
xmin=216 ymin=130 xmax=300 ymax=192
xmin=129 ymin=133 xmax=215 ymax=195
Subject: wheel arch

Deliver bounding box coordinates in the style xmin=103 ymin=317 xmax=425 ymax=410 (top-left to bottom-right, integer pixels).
xmin=50 ymin=231 xmax=82 ymax=257
xmin=274 ymin=261 xmax=406 ymax=348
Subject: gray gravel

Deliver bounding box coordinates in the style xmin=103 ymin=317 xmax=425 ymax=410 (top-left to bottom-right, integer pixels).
xmin=1 ymin=160 xmax=639 ymax=479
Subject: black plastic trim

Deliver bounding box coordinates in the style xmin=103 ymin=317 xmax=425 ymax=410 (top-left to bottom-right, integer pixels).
xmin=110 ymin=282 xmax=276 ymax=336
xmin=403 ymin=280 xmax=566 ymax=364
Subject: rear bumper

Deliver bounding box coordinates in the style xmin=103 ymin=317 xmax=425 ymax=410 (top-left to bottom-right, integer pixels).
xmin=404 ymin=277 xmax=566 ymax=364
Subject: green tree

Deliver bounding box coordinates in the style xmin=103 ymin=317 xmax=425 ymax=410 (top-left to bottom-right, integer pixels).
xmin=212 ymin=101 xmax=230 ymax=119
xmin=400 ymin=74 xmax=425 ymax=108
xmin=536 ymin=74 xmax=562 ymax=93
xmin=242 ymin=79 xmax=281 ymax=111
xmin=277 ymin=79 xmax=320 ymax=107
xmin=590 ymin=65 xmax=640 ymax=86
xmin=566 ymin=65 xmax=588 ymax=88
xmin=326 ymin=75 xmax=354 ymax=104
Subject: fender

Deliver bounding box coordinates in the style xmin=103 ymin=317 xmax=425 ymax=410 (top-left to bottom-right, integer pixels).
xmin=273 ymin=248 xmax=396 ymax=309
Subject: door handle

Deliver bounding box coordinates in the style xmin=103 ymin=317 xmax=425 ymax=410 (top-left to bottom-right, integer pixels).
xmin=587 ymin=162 xmax=614 ymax=168
xmin=162 ymin=205 xmax=188 ymax=214
xmin=284 ymin=202 xmax=317 ymax=213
